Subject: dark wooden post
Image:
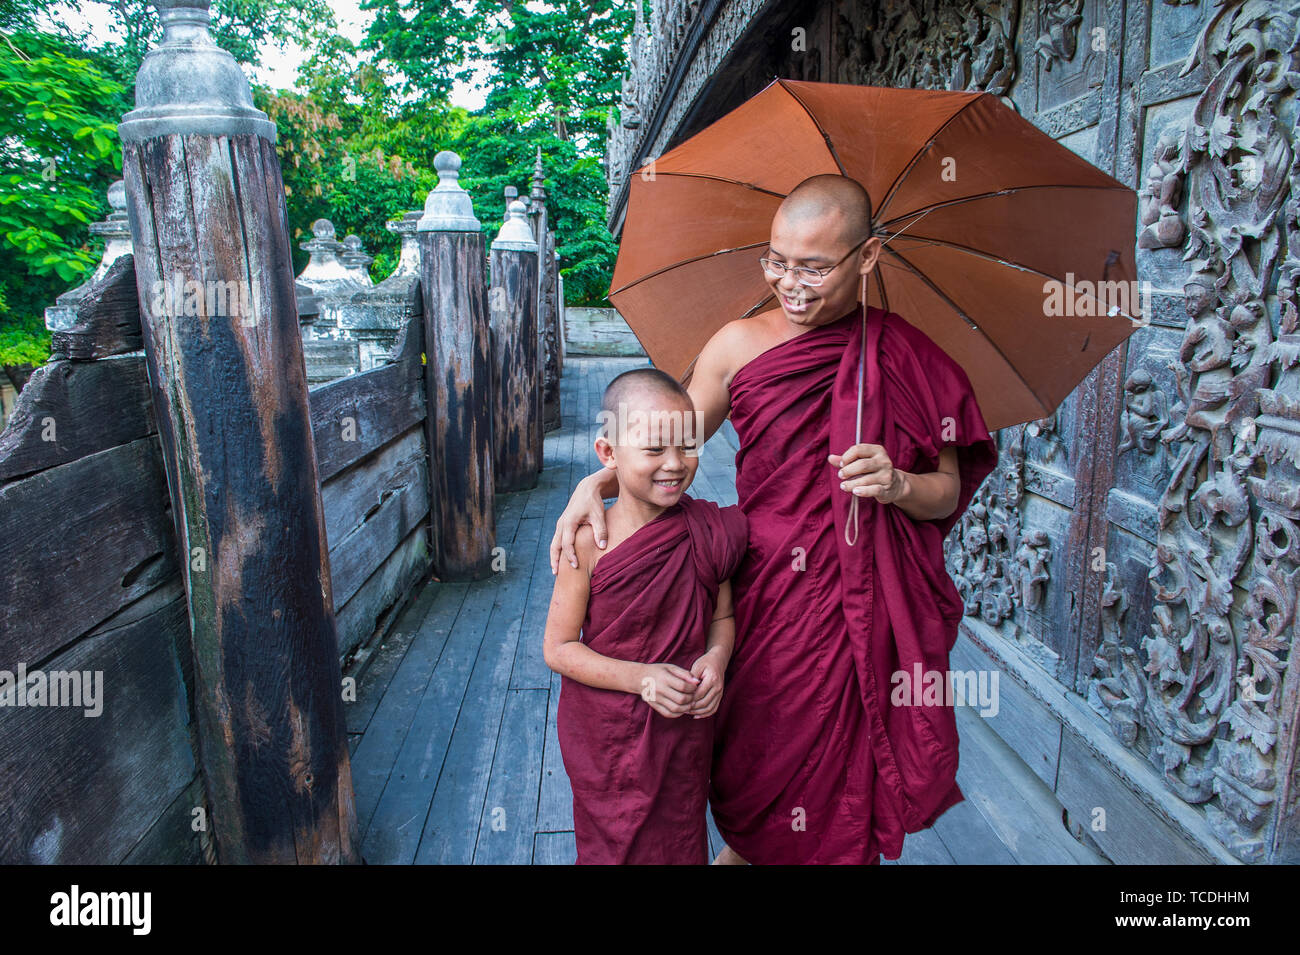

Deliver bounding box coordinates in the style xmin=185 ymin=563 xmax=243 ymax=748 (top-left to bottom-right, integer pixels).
xmin=529 ymin=149 xmax=562 ymax=433
xmin=116 ymin=0 xmax=359 ymax=864
xmin=418 ymin=151 xmax=496 ymax=580
xmin=489 ymin=199 xmax=541 ymax=491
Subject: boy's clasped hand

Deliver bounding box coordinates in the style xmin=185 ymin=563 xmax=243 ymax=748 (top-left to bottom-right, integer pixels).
xmin=638 ymin=644 xmax=728 ymax=719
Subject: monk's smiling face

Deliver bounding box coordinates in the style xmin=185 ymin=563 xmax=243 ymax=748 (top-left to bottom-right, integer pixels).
xmin=595 ymin=385 xmax=699 ymax=509
xmin=766 ymin=175 xmax=882 ymax=329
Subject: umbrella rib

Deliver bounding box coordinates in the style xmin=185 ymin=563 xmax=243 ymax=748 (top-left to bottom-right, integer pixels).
xmin=878 ymin=183 xmax=1133 ymax=228
xmin=878 ymin=247 xmax=979 ymax=329
xmin=609 ymin=240 xmax=771 ymax=296
xmin=776 ymin=78 xmax=847 ymax=175
xmin=740 ymin=291 xmax=777 ymax=319
xmin=882 ymin=246 xmax=1051 ymax=419
xmin=883 ymin=234 xmax=1142 ymax=321
xmin=875 ymin=95 xmax=984 ymax=222
xmin=650 ymin=171 xmax=788 ymax=198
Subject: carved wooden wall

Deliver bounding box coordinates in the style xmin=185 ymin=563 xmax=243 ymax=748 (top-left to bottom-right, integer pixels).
xmin=606 ymin=0 xmax=1299 ymax=863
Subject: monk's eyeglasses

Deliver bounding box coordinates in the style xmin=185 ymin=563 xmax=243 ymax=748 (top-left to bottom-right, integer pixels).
xmin=759 ymin=236 xmax=870 ymax=287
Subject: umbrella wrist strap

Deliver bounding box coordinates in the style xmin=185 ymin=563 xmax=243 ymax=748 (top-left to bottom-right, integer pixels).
xmin=844 ymin=293 xmax=867 ymax=547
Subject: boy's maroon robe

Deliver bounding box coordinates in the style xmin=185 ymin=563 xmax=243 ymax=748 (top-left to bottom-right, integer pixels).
xmin=711 ymin=305 xmax=998 ymax=864
xmin=558 ymin=493 xmax=748 ymax=865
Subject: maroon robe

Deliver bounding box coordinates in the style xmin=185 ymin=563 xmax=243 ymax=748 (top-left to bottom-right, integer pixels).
xmin=711 ymin=304 xmax=999 ymax=864
xmin=558 ymin=493 xmax=748 ymax=864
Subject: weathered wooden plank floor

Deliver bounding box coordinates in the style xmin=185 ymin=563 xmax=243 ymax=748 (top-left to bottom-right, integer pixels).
xmin=347 ymin=355 xmax=1106 ymax=865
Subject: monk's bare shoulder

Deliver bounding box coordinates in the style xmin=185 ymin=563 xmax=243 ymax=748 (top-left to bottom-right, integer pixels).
xmin=700 ymin=309 xmax=784 ymax=390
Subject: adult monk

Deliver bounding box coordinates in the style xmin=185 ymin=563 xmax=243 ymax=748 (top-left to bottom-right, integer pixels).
xmin=550 ymin=174 xmax=999 ymax=864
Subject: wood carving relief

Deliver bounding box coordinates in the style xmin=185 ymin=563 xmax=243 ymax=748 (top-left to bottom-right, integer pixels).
xmin=1087 ymin=0 xmax=1299 ymax=862
xmin=1034 ymin=0 xmax=1084 ymax=72
xmin=837 ymin=0 xmax=1020 ymax=95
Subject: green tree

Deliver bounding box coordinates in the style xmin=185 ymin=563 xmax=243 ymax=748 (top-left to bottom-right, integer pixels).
xmin=455 ymin=1 xmax=630 ymax=306
xmin=0 ymin=28 xmax=127 ymax=367
xmin=0 ymin=0 xmax=337 ymax=370
xmin=256 ymin=29 xmax=454 ymax=277
xmin=360 ymin=0 xmax=633 ymax=306
xmin=80 ymin=0 xmax=336 ymax=88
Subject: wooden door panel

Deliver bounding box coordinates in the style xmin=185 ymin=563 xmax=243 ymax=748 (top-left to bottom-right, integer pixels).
xmin=1078 ymin=0 xmax=1300 ymax=863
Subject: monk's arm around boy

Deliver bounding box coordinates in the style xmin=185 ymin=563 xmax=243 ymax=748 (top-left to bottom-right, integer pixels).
xmin=542 ymin=525 xmax=737 ymax=720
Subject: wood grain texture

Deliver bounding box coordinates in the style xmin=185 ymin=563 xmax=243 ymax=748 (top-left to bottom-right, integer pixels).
xmin=489 ymin=247 xmax=541 ymax=491
xmin=0 ymin=436 xmax=178 ymax=665
xmin=49 ymin=255 xmax=143 ymax=361
xmin=310 ymin=283 xmax=425 ymax=483
xmin=322 ymin=426 xmax=430 ymax=606
xmin=0 ymin=355 xmax=156 ymax=484
xmin=122 ymin=130 xmax=357 ymax=864
xmin=334 ymin=523 xmax=431 ymax=662
xmin=0 ymin=591 xmax=195 ymax=864
xmin=420 ymin=230 xmax=496 ymax=580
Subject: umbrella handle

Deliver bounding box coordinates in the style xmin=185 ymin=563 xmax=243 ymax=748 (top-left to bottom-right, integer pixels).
xmin=844 ymin=272 xmax=868 ymax=547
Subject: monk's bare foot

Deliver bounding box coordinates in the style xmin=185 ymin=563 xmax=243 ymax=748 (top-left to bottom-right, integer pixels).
xmin=712 ymin=845 xmax=750 ymax=865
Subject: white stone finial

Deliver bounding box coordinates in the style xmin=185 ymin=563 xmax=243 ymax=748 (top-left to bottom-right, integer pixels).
xmin=531 ymin=148 xmax=548 ymax=205
xmin=118 ymin=0 xmax=275 ymax=144
xmin=45 ymin=180 xmax=136 ymax=330
xmin=339 ymin=234 xmax=374 ymax=285
xmin=381 ymin=210 xmax=423 ymax=284
xmin=417 ymin=150 xmax=481 ymax=232
xmin=297 ymin=218 xmax=353 ymax=289
xmin=88 ymin=179 xmax=133 ymax=280
xmin=491 ymin=199 xmax=539 ymax=252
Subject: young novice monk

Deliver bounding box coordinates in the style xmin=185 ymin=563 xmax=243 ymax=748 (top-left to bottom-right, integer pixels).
xmin=543 ymin=367 xmax=748 ymax=865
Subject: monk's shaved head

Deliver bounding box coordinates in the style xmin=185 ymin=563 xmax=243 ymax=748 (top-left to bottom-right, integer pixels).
xmin=602 ymin=367 xmax=691 ymax=418
xmin=776 ymin=174 xmax=874 ymax=247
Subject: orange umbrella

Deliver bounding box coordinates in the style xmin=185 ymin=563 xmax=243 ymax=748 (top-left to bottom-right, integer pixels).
xmin=608 ymin=78 xmax=1141 ymax=432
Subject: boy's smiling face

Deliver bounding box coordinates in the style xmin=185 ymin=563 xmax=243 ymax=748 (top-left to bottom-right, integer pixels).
xmin=595 ymin=386 xmax=699 ymax=508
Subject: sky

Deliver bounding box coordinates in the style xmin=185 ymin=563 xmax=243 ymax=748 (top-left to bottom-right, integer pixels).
xmin=46 ymin=0 xmax=489 ymax=111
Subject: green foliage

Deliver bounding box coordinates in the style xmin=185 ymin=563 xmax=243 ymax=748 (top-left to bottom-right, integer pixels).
xmin=0 ymin=312 xmax=51 ymax=369
xmin=78 ymin=0 xmax=337 ymax=86
xmin=0 ymin=28 xmax=128 ymax=368
xmin=3 ymin=0 xmax=634 ymax=372
xmin=255 ymin=30 xmax=451 ymax=277
xmin=0 ymin=0 xmax=336 ymax=369
xmin=355 ymin=0 xmax=632 ymax=305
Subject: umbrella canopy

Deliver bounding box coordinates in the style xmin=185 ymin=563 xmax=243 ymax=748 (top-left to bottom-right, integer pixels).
xmin=609 ymin=78 xmax=1141 ymax=432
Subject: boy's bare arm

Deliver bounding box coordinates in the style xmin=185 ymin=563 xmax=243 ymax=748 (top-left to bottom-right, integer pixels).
xmin=704 ymin=578 xmax=736 ymax=664
xmin=542 ymin=533 xmax=642 ymax=693
xmin=689 ymin=579 xmax=735 ymax=717
xmin=542 ymin=530 xmax=699 ymax=714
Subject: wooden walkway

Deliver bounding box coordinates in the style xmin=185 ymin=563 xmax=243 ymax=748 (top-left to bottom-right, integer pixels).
xmin=346 ymin=355 xmax=1108 ymax=865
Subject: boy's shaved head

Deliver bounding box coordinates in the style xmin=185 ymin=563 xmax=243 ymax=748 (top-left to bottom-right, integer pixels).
xmin=777 ymin=174 xmax=874 ymax=247
xmin=599 ymin=367 xmax=696 ymax=449
xmin=602 ymin=367 xmax=692 ymax=418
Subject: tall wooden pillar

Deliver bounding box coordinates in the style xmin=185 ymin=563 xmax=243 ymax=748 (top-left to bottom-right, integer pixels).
xmin=117 ymin=0 xmax=358 ymax=864
xmin=418 ymin=151 xmax=496 ymax=580
xmin=489 ymin=199 xmax=541 ymax=491
xmin=529 ymin=149 xmax=562 ymax=432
